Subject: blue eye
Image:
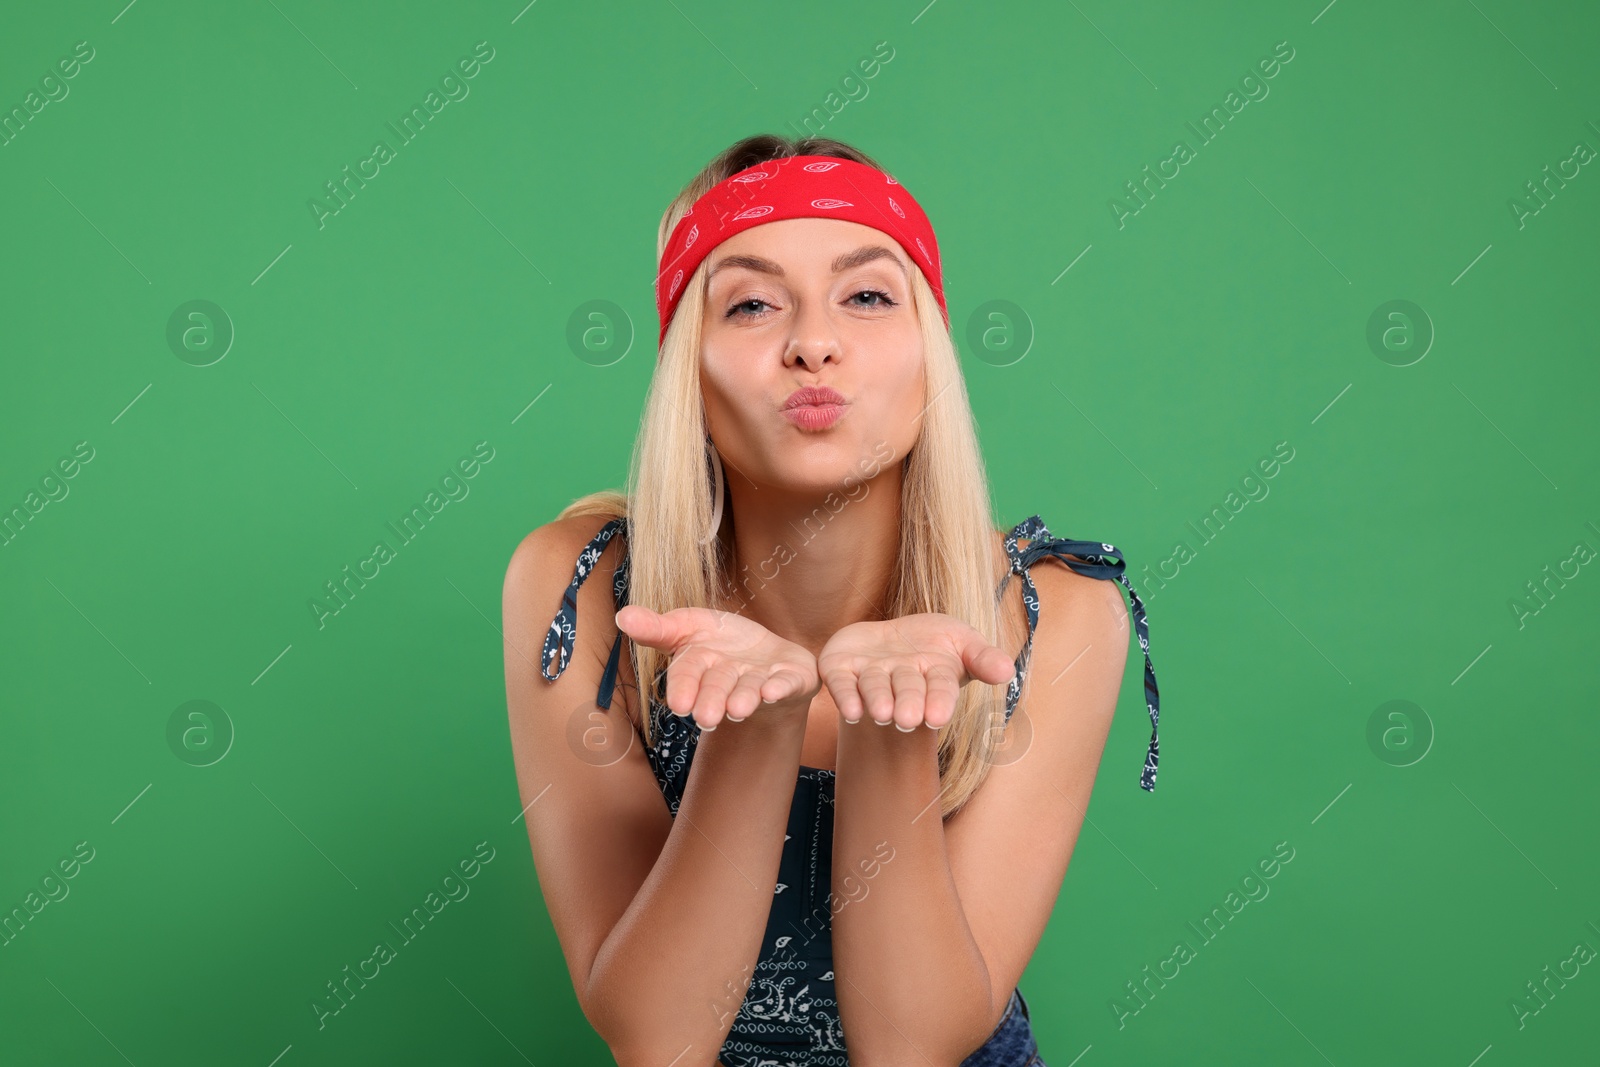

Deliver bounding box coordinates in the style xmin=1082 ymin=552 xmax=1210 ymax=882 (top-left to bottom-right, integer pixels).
xmin=851 ymin=289 xmax=896 ymax=308
xmin=727 ymin=298 xmax=771 ymax=318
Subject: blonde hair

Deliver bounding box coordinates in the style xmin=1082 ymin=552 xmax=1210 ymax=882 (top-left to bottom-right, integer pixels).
xmin=558 ymin=135 xmax=1028 ymax=818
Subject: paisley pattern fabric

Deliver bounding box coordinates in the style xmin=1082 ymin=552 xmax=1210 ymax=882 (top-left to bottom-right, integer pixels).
xmin=540 ymin=514 xmax=1162 ymax=1065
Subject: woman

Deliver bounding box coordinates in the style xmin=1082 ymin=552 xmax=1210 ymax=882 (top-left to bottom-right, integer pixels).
xmin=502 ymin=134 xmax=1161 ymax=1067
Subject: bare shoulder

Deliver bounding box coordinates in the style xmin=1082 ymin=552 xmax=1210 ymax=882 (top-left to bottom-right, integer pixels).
xmin=1028 ymin=545 xmax=1131 ymax=650
xmin=503 ymin=512 xmax=627 ymax=594
xmin=504 ymin=514 xmax=626 ymax=642
xmin=988 ymin=526 xmax=1129 ymax=664
xmin=1016 ymin=543 xmax=1132 ymax=774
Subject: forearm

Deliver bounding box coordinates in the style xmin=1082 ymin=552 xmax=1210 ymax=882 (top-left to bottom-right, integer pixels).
xmin=831 ymin=720 xmax=994 ymax=1064
xmin=585 ymin=705 xmax=806 ymax=1066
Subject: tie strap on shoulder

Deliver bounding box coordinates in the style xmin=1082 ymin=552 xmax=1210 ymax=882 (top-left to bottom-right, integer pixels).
xmin=1001 ymin=515 xmax=1163 ymax=792
xmin=540 ymin=516 xmax=627 ymax=683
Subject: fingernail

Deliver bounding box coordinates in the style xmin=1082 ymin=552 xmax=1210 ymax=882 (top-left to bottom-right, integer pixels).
xmin=924 ymin=721 xmax=940 ymax=730
xmin=894 ymin=723 xmax=916 ymax=732
xmin=700 ymin=723 xmax=715 ymax=732
xmin=874 ymin=717 xmax=889 ymax=726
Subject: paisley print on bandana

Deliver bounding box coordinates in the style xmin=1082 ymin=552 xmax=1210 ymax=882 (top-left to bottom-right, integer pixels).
xmin=655 ymin=155 xmax=947 ymax=345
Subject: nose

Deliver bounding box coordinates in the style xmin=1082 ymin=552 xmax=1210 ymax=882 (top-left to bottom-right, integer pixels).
xmin=783 ymin=297 xmax=839 ymax=370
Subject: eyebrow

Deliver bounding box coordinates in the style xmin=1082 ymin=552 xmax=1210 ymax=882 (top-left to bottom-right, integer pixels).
xmin=708 ymin=245 xmax=907 ymax=280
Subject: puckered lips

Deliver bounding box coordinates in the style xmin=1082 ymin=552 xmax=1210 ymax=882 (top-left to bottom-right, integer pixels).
xmin=782 ymin=385 xmax=848 ymax=431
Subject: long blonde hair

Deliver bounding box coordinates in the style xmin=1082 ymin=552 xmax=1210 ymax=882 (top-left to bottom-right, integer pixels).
xmin=558 ymin=134 xmax=1028 ymax=818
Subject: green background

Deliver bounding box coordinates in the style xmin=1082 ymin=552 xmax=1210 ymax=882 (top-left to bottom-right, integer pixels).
xmin=2 ymin=0 xmax=1596 ymax=1063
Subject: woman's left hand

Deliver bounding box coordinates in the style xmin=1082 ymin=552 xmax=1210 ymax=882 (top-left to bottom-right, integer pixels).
xmin=817 ymin=613 xmax=1016 ymax=731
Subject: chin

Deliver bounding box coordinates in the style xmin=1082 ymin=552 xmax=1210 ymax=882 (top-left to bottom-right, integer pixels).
xmin=769 ymin=433 xmax=898 ymax=496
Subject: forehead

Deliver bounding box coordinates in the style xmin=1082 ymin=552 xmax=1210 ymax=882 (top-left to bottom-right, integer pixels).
xmin=708 ymin=217 xmax=910 ymax=273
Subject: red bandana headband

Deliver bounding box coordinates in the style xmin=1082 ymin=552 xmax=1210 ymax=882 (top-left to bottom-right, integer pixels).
xmin=655 ymin=155 xmax=947 ymax=346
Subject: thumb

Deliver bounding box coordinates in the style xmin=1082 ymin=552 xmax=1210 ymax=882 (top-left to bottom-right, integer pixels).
xmin=615 ymin=605 xmax=679 ymax=652
xmin=961 ymin=636 xmax=1017 ymax=686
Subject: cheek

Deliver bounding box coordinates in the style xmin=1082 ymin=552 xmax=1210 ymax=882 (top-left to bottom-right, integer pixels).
xmin=697 ymin=361 xmax=736 ymax=431
xmin=699 ymin=337 xmax=749 ymax=390
xmin=698 ymin=351 xmax=768 ymax=437
xmin=888 ymin=329 xmax=926 ymax=403
xmin=862 ymin=338 xmax=926 ymax=446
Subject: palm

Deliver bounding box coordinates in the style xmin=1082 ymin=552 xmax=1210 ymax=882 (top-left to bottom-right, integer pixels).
xmin=615 ymin=605 xmax=819 ymax=730
xmin=818 ymin=613 xmax=1015 ymax=730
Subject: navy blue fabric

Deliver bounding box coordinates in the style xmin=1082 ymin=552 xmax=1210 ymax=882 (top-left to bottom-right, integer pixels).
xmin=540 ymin=514 xmax=1161 ymax=1065
xmin=959 ymin=989 xmax=1047 ymax=1067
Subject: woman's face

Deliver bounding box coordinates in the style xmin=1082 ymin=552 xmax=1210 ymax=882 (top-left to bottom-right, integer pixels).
xmin=699 ymin=217 xmax=926 ymax=496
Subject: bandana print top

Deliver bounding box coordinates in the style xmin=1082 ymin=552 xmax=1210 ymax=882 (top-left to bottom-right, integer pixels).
xmin=539 ymin=515 xmax=1162 ymax=1065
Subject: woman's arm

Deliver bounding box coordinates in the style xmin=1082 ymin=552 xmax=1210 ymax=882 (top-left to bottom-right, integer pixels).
xmin=829 ymin=560 xmax=1131 ymax=1063
xmin=503 ymin=518 xmax=813 ymax=1067
xmin=832 ymin=710 xmax=991 ymax=1063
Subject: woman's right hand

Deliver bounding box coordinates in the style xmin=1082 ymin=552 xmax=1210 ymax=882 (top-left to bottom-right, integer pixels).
xmin=615 ymin=605 xmax=820 ymax=732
